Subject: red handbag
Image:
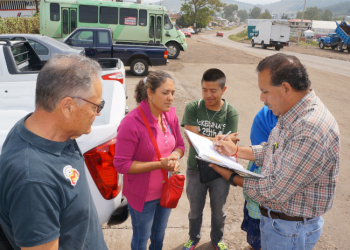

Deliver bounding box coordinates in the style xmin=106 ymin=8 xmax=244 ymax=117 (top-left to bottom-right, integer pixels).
xmin=138 ymin=106 xmax=185 ymax=209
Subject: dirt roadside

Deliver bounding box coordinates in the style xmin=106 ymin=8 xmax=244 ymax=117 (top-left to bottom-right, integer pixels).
xmin=103 ymin=36 xmax=349 ymax=250
xmin=238 ymin=35 xmax=350 ymax=62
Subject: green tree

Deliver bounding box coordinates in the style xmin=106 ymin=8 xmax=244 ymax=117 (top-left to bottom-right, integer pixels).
xmin=237 ymin=9 xmax=248 ymax=22
xmin=258 ymin=9 xmax=272 ymax=19
xmin=249 ymin=6 xmax=262 ymax=19
xmin=180 ymin=3 xmax=214 ymax=28
xmin=322 ymin=9 xmax=333 ymax=21
xmin=304 ymin=6 xmax=320 ymax=20
xmin=281 ymin=13 xmax=288 ymax=19
xmin=296 ymin=11 xmax=302 ymax=19
xmin=181 ymin=0 xmax=224 ymax=27
xmin=223 ymin=4 xmax=238 ymax=20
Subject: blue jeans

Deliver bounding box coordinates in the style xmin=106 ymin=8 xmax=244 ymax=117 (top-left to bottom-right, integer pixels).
xmin=186 ymin=167 xmax=230 ymax=243
xmin=260 ymin=212 xmax=324 ymax=250
xmin=128 ymin=199 xmax=171 ymax=250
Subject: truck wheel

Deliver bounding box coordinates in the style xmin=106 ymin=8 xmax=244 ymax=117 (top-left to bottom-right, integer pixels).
xmin=261 ymin=41 xmax=267 ymax=49
xmin=275 ymin=46 xmax=280 ymax=51
xmin=319 ymin=41 xmax=325 ymax=49
xmin=251 ymin=40 xmax=255 ymax=47
xmin=166 ymin=42 xmax=180 ymax=59
xmin=130 ymin=59 xmax=148 ymax=76
xmin=337 ymin=43 xmax=344 ymax=52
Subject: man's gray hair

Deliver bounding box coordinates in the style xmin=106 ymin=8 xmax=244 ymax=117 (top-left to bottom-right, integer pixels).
xmin=35 ymin=54 xmax=102 ymax=112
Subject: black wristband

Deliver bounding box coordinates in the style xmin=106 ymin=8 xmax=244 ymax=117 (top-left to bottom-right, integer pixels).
xmin=229 ymin=173 xmax=238 ymax=186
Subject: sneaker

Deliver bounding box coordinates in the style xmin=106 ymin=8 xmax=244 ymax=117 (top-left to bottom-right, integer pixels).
xmin=183 ymin=239 xmax=198 ymax=250
xmin=212 ymin=241 xmax=228 ymax=250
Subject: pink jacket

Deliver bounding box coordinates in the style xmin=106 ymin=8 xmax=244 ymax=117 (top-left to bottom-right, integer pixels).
xmin=113 ymin=100 xmax=185 ymax=212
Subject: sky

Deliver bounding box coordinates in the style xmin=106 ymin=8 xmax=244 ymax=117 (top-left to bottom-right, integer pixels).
xmin=143 ymin=0 xmax=281 ymax=4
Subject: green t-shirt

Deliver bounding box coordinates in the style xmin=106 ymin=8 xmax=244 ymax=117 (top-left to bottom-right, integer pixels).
xmin=181 ymin=99 xmax=239 ymax=170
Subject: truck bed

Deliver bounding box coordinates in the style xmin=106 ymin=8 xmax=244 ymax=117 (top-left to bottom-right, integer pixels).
xmin=336 ymin=22 xmax=350 ymax=45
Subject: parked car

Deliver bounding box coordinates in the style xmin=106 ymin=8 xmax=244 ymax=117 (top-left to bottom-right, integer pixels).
xmin=217 ymin=31 xmax=224 ymax=37
xmin=188 ymin=28 xmax=196 ymax=34
xmin=0 ymin=34 xmax=85 ymax=61
xmin=0 ymin=40 xmax=129 ymax=237
xmin=61 ymin=27 xmax=169 ymax=76
xmin=180 ymin=29 xmax=192 ymax=37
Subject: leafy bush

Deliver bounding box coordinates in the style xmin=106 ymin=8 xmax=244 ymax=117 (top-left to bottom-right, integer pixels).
xmin=0 ymin=16 xmax=39 ymax=34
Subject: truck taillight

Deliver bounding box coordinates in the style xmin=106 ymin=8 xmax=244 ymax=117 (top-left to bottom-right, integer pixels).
xmin=164 ymin=50 xmax=168 ymax=59
xmin=84 ymin=139 xmax=121 ymax=200
xmin=102 ymin=72 xmax=124 ymax=84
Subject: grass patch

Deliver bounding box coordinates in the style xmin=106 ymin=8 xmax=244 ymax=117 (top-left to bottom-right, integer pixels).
xmin=298 ymin=41 xmax=319 ymax=47
xmin=229 ymin=29 xmax=251 ymax=42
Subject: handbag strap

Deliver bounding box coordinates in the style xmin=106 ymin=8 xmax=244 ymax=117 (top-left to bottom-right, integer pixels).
xmin=138 ymin=106 xmax=168 ymax=182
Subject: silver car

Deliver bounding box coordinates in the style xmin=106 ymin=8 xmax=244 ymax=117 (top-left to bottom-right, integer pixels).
xmin=0 ymin=34 xmax=85 ymax=61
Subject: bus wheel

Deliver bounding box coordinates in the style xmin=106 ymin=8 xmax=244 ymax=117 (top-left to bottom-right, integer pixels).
xmin=167 ymin=42 xmax=180 ymax=59
xmin=130 ymin=59 xmax=148 ymax=76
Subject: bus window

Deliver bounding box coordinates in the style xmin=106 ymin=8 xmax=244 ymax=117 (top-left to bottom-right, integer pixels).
xmin=98 ymin=31 xmax=109 ymax=44
xmin=100 ymin=7 xmax=118 ymax=24
xmin=139 ymin=10 xmax=147 ymax=26
xmin=120 ymin=8 xmax=137 ymax=26
xmin=63 ymin=9 xmax=69 ymax=34
xmin=164 ymin=14 xmax=173 ymax=30
xmin=79 ymin=5 xmax=98 ymax=23
xmin=71 ymin=10 xmax=77 ymax=31
xmin=50 ymin=3 xmax=60 ymax=21
xmin=156 ymin=16 xmax=161 ymax=39
xmin=149 ymin=16 xmax=154 ymax=41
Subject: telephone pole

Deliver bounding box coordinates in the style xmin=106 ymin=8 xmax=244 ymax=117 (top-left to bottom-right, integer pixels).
xmin=297 ymin=0 xmax=307 ymax=44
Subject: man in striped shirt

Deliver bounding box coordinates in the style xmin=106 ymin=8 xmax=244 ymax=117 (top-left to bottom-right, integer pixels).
xmin=211 ymin=53 xmax=340 ymax=250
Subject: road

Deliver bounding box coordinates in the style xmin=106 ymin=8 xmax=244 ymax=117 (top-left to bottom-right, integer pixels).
xmin=198 ymin=26 xmax=350 ymax=78
xmin=103 ymin=27 xmax=349 ymax=250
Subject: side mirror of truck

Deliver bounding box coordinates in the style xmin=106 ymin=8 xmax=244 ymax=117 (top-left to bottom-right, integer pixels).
xmin=67 ymin=38 xmax=73 ymax=45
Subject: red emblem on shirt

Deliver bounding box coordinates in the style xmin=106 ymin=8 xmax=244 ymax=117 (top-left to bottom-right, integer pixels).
xmin=63 ymin=165 xmax=80 ymax=186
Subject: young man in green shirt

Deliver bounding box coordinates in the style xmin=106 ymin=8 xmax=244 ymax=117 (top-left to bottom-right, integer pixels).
xmin=181 ymin=69 xmax=239 ymax=250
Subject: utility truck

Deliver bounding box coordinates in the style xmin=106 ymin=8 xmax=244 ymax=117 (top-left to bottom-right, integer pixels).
xmin=318 ymin=21 xmax=350 ymax=52
xmin=251 ymin=20 xmax=290 ymax=50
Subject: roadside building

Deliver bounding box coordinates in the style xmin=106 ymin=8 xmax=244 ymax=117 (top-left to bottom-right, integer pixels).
xmin=170 ymin=13 xmax=181 ymax=25
xmin=312 ymin=20 xmax=340 ymax=38
xmin=0 ymin=0 xmax=39 ymax=17
xmin=288 ymin=18 xmax=312 ymax=39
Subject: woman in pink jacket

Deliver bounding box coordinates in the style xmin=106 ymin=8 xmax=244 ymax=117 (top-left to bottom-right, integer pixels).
xmin=113 ymin=70 xmax=185 ymax=250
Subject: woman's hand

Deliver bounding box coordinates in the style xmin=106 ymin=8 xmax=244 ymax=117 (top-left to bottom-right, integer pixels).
xmin=160 ymin=155 xmax=179 ymax=172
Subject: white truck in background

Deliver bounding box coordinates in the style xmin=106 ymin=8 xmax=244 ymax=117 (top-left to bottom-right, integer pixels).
xmin=0 ymin=40 xmax=128 ymax=249
xmin=251 ymin=20 xmax=291 ymax=50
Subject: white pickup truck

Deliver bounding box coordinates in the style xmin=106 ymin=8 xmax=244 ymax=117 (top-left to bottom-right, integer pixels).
xmin=0 ymin=39 xmax=128 ymax=247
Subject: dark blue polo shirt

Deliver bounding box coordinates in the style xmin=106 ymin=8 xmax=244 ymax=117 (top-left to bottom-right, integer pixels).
xmin=0 ymin=114 xmax=108 ymax=250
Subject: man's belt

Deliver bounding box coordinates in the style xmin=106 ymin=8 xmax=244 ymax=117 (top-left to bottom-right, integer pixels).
xmin=259 ymin=205 xmax=312 ymax=222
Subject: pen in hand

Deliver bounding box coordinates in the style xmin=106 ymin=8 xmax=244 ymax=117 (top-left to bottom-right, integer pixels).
xmin=214 ymin=131 xmax=231 ymax=146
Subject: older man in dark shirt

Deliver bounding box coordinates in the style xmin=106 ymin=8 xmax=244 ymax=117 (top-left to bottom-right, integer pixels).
xmin=0 ymin=54 xmax=108 ymax=250
xmin=211 ymin=53 xmax=340 ymax=250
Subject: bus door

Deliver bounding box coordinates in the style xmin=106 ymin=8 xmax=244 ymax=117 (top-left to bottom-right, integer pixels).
xmin=62 ymin=8 xmax=77 ymax=37
xmin=149 ymin=14 xmax=162 ymax=44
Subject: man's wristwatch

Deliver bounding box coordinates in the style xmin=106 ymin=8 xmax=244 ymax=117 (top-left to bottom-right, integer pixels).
xmin=229 ymin=172 xmax=238 ymax=186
